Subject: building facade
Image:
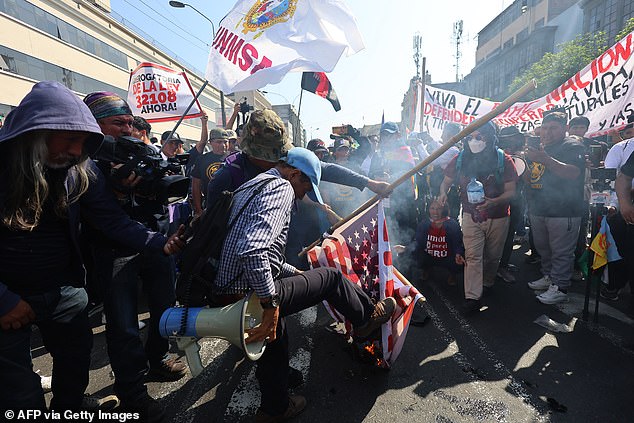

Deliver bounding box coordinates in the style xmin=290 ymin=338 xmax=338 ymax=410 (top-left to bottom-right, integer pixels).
xmin=462 ymin=0 xmax=581 ymax=100
xmin=0 ymin=0 xmax=233 ymax=143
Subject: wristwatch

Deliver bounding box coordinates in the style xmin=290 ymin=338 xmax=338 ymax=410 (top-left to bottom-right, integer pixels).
xmin=260 ymin=294 xmax=280 ymax=309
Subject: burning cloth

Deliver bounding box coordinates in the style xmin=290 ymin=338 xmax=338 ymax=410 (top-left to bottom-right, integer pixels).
xmin=307 ymin=200 xmax=424 ymax=367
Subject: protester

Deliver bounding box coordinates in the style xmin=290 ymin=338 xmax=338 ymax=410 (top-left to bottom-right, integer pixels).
xmin=226 ymin=128 xmax=240 ymax=153
xmin=159 ymin=131 xmax=184 ymax=160
xmin=524 ymin=112 xmax=585 ymax=305
xmin=306 ymin=138 xmax=330 ymax=161
xmin=191 ymin=127 xmax=229 ymax=216
xmin=83 ymin=91 xmax=187 ymax=421
xmin=395 ymin=199 xmax=464 ymax=285
xmin=210 ymin=147 xmax=397 ymax=423
xmin=439 ymin=121 xmax=518 ymax=313
xmin=205 ymin=109 xmax=389 ymax=273
xmin=0 ymin=81 xmax=183 ymax=413
xmin=368 ymin=122 xmax=418 ymax=242
xmin=132 ymin=116 xmax=158 ymax=152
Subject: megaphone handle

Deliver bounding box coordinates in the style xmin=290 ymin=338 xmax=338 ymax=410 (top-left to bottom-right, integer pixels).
xmin=176 ymin=337 xmax=204 ymax=377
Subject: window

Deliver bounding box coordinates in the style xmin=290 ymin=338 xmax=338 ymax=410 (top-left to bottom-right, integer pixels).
xmin=0 ymin=0 xmax=128 ymax=68
xmin=0 ymin=45 xmax=126 ymax=97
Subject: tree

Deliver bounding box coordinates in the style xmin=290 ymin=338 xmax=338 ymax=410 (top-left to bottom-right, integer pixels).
xmin=508 ymin=31 xmax=607 ymax=100
xmin=510 ymin=18 xmax=634 ymax=100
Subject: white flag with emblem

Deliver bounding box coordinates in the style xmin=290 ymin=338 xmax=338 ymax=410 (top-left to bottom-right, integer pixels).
xmin=205 ymin=0 xmax=364 ymax=93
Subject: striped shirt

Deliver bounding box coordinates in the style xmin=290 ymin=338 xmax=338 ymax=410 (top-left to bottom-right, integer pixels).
xmin=214 ymin=168 xmax=299 ymax=298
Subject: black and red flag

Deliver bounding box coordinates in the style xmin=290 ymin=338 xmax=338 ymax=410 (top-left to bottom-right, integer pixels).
xmin=301 ymin=72 xmax=341 ymax=111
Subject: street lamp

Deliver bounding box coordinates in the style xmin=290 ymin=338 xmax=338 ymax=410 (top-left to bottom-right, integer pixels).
xmin=169 ymin=1 xmax=215 ymax=37
xmin=169 ymin=0 xmax=225 ymax=126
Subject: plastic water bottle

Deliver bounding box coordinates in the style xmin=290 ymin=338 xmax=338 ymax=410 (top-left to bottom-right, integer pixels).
xmin=467 ymin=177 xmax=485 ymax=204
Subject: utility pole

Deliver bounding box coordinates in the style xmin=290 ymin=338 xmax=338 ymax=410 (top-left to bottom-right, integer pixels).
xmin=452 ymin=20 xmax=463 ymax=82
xmin=413 ymin=33 xmax=422 ymax=79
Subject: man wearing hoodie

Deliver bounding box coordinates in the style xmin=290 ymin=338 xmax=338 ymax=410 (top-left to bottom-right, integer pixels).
xmin=0 ymin=82 xmax=182 ymax=414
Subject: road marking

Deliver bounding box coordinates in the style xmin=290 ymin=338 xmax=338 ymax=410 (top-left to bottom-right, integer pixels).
xmin=224 ymin=307 xmax=317 ymax=420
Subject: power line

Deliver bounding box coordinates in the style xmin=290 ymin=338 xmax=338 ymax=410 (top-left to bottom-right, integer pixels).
xmin=137 ymin=0 xmax=213 ymax=45
xmin=120 ymin=0 xmax=209 ymax=50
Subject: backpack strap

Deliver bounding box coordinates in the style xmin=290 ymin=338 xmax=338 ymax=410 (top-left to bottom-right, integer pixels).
xmin=495 ymin=148 xmax=505 ymax=186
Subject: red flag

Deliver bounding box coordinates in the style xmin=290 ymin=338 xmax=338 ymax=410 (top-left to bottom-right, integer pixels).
xmin=308 ymin=200 xmax=424 ymax=367
xmin=301 ymin=72 xmax=341 ymax=111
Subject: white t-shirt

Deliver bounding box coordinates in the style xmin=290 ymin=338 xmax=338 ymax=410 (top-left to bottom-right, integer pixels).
xmin=605 ymin=138 xmax=634 ymax=189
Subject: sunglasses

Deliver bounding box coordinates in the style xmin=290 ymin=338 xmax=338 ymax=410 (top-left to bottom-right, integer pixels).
xmin=464 ymin=134 xmax=484 ymax=142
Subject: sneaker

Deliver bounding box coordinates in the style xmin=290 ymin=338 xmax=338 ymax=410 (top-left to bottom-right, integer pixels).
xmin=81 ymin=394 xmax=120 ymax=411
xmin=354 ymin=297 xmax=397 ymax=338
xmin=119 ymin=394 xmax=165 ymax=423
xmin=528 ymin=275 xmax=552 ymax=290
xmin=536 ymin=284 xmax=568 ymax=305
xmin=460 ymin=299 xmax=482 ymax=314
xmin=600 ymin=286 xmax=619 ymax=301
xmin=497 ymin=267 xmax=516 ymax=283
xmin=255 ymin=395 xmax=306 ymax=423
xmin=147 ymin=357 xmax=188 ymax=381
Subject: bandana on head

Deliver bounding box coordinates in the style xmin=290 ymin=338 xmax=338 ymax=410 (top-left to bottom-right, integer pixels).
xmin=83 ymin=92 xmax=132 ymax=120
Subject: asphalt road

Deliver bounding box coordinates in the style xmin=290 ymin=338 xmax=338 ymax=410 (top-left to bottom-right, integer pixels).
xmin=33 ymin=241 xmax=634 ymax=423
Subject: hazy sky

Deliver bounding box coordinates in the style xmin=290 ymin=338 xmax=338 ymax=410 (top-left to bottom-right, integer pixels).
xmin=111 ymin=0 xmax=513 ymax=142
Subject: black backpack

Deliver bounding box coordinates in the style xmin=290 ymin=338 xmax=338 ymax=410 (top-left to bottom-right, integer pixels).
xmin=175 ymin=178 xmax=274 ymax=307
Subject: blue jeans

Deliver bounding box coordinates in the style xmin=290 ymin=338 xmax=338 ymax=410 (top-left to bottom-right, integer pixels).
xmin=100 ymin=249 xmax=176 ymax=401
xmin=0 ymin=287 xmax=91 ymax=411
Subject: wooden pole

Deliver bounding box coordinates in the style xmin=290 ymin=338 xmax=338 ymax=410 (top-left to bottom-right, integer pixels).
xmin=299 ymin=79 xmax=537 ymax=257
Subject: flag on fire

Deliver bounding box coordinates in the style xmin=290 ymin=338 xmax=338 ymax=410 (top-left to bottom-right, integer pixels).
xmin=301 ymin=72 xmax=342 ymax=112
xmin=307 ymin=200 xmax=424 ymax=367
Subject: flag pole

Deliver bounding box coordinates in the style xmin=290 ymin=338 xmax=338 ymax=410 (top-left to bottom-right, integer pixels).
xmin=297 ymin=88 xmax=304 ymax=124
xmin=299 ymin=79 xmax=537 ymax=257
xmin=165 ymin=80 xmax=209 ymax=142
xmin=420 ymin=57 xmax=426 ymax=131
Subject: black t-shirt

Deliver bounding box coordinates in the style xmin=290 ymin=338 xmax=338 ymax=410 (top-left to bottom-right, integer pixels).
xmin=621 ymin=149 xmax=634 ymax=177
xmin=191 ymin=152 xmax=225 ymax=195
xmin=527 ymin=138 xmax=586 ymax=217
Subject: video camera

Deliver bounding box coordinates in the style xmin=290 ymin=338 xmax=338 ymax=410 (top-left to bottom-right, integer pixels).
xmin=239 ymin=97 xmax=254 ymax=114
xmin=91 ymin=135 xmax=189 ymax=204
xmin=590 ymin=167 xmax=616 ymax=194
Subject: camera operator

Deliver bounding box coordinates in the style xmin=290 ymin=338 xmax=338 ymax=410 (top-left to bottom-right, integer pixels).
xmin=82 ymin=92 xmax=187 ymax=421
xmin=0 ymin=82 xmax=183 ymax=414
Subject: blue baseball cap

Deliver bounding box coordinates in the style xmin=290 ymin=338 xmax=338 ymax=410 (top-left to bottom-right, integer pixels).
xmin=380 ymin=121 xmax=399 ymax=134
xmin=282 ymin=147 xmax=324 ymax=204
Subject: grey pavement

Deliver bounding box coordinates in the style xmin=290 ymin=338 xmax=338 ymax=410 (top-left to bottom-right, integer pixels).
xmin=32 ymin=241 xmax=634 ymax=423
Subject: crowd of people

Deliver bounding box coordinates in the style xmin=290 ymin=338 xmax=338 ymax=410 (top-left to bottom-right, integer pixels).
xmin=1 ymin=81 xmax=633 ymax=423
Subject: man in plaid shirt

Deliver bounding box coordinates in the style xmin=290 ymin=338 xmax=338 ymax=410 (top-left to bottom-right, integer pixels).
xmin=212 ymin=147 xmax=396 ymax=423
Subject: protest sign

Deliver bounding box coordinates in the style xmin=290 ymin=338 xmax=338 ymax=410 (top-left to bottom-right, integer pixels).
xmin=205 ymin=0 xmax=364 ymax=94
xmin=422 ymin=30 xmax=634 ymax=138
xmin=127 ymin=62 xmax=203 ymax=123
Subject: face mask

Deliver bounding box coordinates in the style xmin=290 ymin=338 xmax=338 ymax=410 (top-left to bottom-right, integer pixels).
xmin=468 ymin=139 xmax=487 ymax=154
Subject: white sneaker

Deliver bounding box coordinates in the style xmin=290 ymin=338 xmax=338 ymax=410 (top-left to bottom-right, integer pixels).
xmin=528 ymin=275 xmax=552 ymax=290
xmin=536 ymin=284 xmax=568 ymax=304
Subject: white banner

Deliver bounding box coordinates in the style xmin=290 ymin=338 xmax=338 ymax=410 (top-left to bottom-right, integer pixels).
xmin=127 ymin=62 xmax=203 ymax=123
xmin=205 ymin=0 xmax=364 ymax=93
xmin=423 ymin=30 xmax=634 ymax=138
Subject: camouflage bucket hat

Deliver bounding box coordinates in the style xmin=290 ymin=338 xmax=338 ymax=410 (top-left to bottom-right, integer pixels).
xmin=240 ymin=109 xmax=293 ymax=162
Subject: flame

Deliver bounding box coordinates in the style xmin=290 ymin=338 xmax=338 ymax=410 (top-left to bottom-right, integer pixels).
xmin=363 ymin=341 xmax=386 ymax=368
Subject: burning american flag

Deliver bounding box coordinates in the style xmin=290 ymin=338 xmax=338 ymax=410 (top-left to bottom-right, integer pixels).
xmin=307 ymin=200 xmax=424 ymax=367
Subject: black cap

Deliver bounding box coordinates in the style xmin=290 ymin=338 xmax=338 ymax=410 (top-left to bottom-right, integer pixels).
xmin=161 ymin=131 xmax=183 ymax=143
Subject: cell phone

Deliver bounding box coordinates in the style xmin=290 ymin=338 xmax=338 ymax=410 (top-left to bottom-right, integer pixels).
xmin=525 ymin=135 xmax=541 ymax=149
